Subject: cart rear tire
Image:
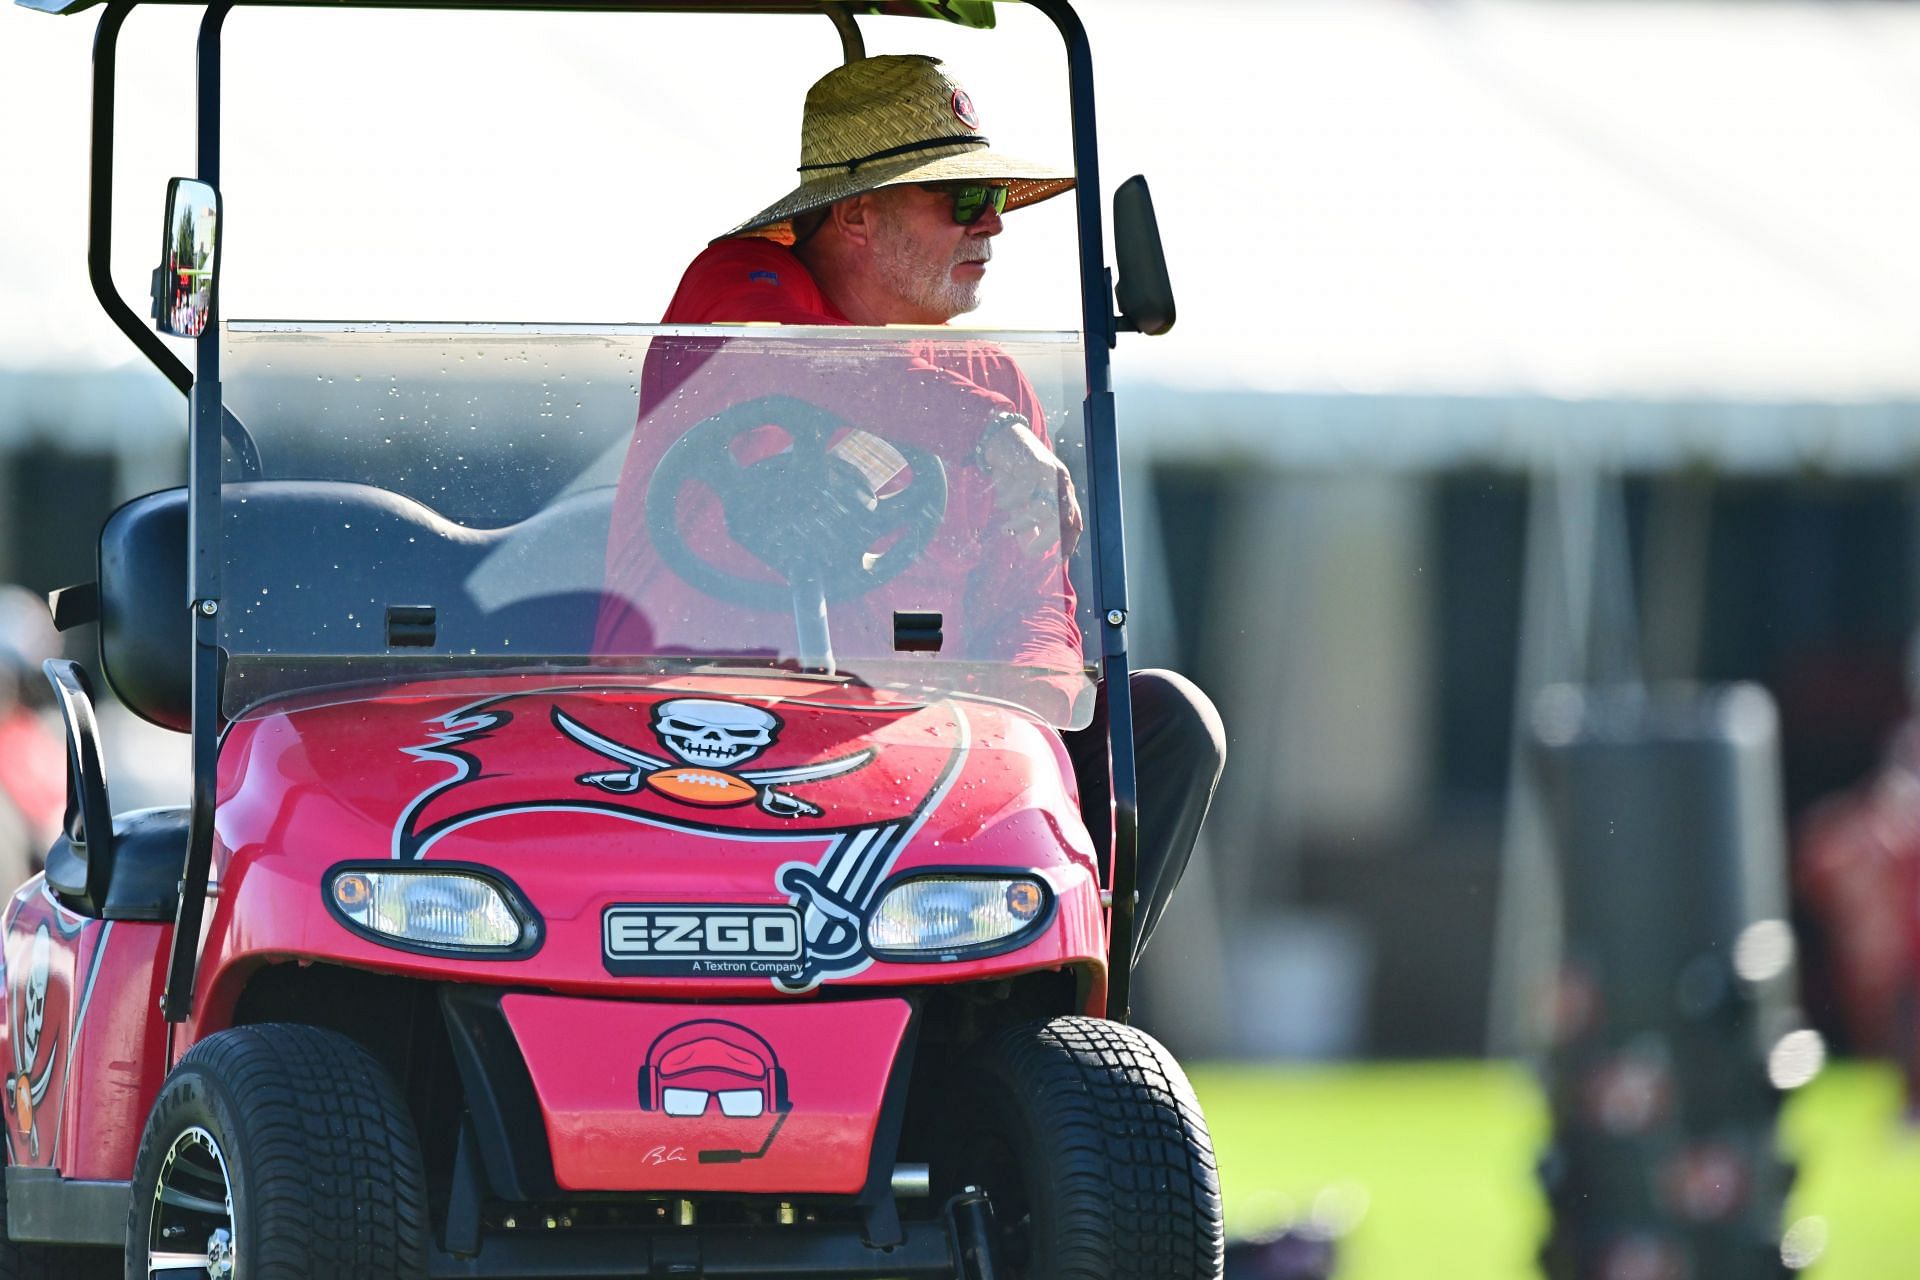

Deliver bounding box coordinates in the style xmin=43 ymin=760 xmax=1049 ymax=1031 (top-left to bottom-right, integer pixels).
xmin=125 ymin=1023 xmax=428 ymax=1279
xmin=944 ymin=1015 xmax=1224 ymax=1280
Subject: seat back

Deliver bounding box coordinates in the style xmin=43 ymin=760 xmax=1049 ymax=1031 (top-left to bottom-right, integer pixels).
xmin=98 ymin=484 xmax=617 ymax=730
xmin=99 ymin=489 xmax=191 ymax=731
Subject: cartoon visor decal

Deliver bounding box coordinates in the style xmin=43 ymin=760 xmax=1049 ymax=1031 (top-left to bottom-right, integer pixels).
xmin=638 ymin=1020 xmax=791 ymax=1164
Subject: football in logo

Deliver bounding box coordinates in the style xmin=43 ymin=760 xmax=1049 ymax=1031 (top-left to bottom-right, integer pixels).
xmin=951 ymin=88 xmax=981 ymax=131
xmin=647 ymin=767 xmax=759 ymax=808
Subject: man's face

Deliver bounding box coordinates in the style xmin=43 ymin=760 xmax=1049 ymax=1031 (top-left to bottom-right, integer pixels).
xmin=866 ymin=184 xmax=1002 ymax=324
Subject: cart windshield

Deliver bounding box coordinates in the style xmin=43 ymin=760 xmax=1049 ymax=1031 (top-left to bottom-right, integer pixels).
xmin=218 ymin=322 xmax=1095 ymax=727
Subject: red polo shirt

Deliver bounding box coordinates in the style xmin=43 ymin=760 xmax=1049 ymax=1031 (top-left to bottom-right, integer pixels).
xmin=661 ymin=239 xmax=851 ymax=327
xmin=596 ymin=240 xmax=1084 ymax=722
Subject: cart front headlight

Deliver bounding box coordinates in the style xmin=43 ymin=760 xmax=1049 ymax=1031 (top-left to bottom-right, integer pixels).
xmin=864 ymin=875 xmax=1050 ymax=959
xmin=327 ymin=866 xmax=536 ymax=956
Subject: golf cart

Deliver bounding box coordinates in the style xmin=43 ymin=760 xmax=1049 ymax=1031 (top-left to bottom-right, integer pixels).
xmin=3 ymin=1 xmax=1218 ymax=1277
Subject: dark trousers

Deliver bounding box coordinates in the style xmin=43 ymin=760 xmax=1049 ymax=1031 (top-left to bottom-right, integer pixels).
xmin=1064 ymin=669 xmax=1226 ymax=960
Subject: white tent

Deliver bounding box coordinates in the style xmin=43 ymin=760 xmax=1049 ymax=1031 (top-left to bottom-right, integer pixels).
xmin=5 ymin=0 xmax=1920 ymax=425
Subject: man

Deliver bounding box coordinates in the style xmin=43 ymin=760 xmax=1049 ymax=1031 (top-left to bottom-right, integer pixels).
xmin=600 ymin=54 xmax=1222 ymax=958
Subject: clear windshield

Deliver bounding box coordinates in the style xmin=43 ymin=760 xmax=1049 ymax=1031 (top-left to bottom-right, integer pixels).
xmin=218 ymin=323 xmax=1095 ymax=727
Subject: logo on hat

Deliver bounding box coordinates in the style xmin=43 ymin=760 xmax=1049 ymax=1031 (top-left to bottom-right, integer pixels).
xmin=951 ymin=88 xmax=981 ymax=132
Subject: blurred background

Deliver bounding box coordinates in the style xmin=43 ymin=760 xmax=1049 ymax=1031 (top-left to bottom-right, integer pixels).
xmin=7 ymin=0 xmax=1920 ymax=1275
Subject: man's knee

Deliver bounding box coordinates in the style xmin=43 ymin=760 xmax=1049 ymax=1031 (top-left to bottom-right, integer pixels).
xmin=1131 ymin=668 xmax=1225 ymax=784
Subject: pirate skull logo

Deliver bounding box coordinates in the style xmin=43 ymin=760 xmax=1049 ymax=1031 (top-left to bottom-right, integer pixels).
xmin=19 ymin=925 xmax=49 ymax=1070
xmin=556 ymin=700 xmax=874 ymax=820
xmin=652 ymin=700 xmax=778 ymax=768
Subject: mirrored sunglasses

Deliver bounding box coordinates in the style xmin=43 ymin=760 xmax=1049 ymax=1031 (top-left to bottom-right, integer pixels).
xmin=922 ymin=183 xmax=1010 ymax=226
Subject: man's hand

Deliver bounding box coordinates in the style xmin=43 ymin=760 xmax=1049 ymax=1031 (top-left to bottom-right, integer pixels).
xmin=978 ymin=414 xmax=1084 ymax=561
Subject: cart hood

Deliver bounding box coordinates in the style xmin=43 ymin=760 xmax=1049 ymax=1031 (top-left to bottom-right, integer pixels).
xmin=213 ymin=672 xmax=1100 ymax=990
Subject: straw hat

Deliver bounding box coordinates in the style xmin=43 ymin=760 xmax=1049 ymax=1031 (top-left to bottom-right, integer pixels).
xmin=722 ymin=54 xmax=1076 ymax=243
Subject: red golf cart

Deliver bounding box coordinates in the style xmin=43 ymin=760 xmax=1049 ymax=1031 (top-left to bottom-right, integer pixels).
xmin=3 ymin=2 xmax=1220 ymax=1277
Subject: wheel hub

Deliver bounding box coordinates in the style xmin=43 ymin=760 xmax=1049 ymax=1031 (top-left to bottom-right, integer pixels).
xmin=207 ymin=1226 xmax=234 ymax=1277
xmin=148 ymin=1124 xmax=238 ymax=1278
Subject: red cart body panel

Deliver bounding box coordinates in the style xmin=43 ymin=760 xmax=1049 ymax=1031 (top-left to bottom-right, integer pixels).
xmin=0 ymin=672 xmax=1104 ymax=1192
xmin=136 ymin=670 xmax=1106 ymax=1188
xmin=0 ymin=671 xmax=1103 ymax=1197
xmin=0 ymin=887 xmax=168 ymax=1181
xmin=186 ymin=672 xmax=1104 ymax=1045
xmin=501 ymin=994 xmax=911 ymax=1193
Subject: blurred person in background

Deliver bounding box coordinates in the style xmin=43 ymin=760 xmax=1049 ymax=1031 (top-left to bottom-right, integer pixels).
xmin=0 ymin=586 xmax=64 ymax=894
xmin=1796 ymin=626 xmax=1920 ymax=1120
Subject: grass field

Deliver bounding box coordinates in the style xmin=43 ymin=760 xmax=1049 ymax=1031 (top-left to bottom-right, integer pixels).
xmin=1189 ymin=1061 xmax=1920 ymax=1280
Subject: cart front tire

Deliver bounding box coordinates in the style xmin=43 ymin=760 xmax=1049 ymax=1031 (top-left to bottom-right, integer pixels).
xmin=945 ymin=1015 xmax=1224 ymax=1280
xmin=125 ymin=1023 xmax=428 ymax=1280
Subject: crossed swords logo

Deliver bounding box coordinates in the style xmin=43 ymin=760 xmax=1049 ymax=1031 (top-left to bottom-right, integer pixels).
xmin=554 ymin=699 xmax=871 ymax=820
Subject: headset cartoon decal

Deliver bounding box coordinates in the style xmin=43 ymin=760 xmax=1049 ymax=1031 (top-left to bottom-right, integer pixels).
xmin=638 ymin=1020 xmax=791 ymax=1164
xmin=557 ymin=700 xmax=871 ymax=819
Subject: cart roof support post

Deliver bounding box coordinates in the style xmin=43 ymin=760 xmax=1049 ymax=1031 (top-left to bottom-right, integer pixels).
xmin=1027 ymin=0 xmax=1138 ymax=1020
xmin=160 ymin=0 xmax=231 ymax=1021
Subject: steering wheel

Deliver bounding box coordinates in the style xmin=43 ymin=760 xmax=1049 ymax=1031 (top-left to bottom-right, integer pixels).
xmin=644 ymin=394 xmax=948 ymax=612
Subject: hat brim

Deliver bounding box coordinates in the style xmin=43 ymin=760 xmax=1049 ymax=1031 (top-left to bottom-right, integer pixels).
xmin=719 ymin=143 xmax=1076 ymax=244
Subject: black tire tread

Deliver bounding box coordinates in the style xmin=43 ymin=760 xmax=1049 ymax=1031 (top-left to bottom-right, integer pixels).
xmin=127 ymin=1023 xmax=428 ymax=1279
xmin=973 ymin=1015 xmax=1224 ymax=1280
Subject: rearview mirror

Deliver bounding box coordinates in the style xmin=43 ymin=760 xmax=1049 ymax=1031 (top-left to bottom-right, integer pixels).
xmin=1113 ymin=175 xmax=1175 ymax=337
xmin=151 ymin=178 xmax=220 ymax=339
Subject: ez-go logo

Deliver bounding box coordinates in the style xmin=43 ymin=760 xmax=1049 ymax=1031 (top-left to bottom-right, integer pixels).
xmin=603 ymin=905 xmax=804 ymax=977
xmin=608 ymin=909 xmax=800 ymax=955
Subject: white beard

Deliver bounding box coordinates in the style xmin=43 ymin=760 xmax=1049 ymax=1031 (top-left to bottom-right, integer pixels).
xmin=872 ymin=208 xmax=986 ymax=321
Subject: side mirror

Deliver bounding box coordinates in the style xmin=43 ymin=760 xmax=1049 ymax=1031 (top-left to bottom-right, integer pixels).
xmin=1113 ymin=175 xmax=1175 ymax=337
xmin=151 ymin=178 xmax=221 ymax=339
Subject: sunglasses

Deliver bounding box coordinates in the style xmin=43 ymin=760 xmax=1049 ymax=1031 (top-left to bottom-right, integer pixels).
xmin=922 ymin=182 xmax=1010 ymax=226
xmin=661 ymin=1087 xmax=767 ymax=1118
